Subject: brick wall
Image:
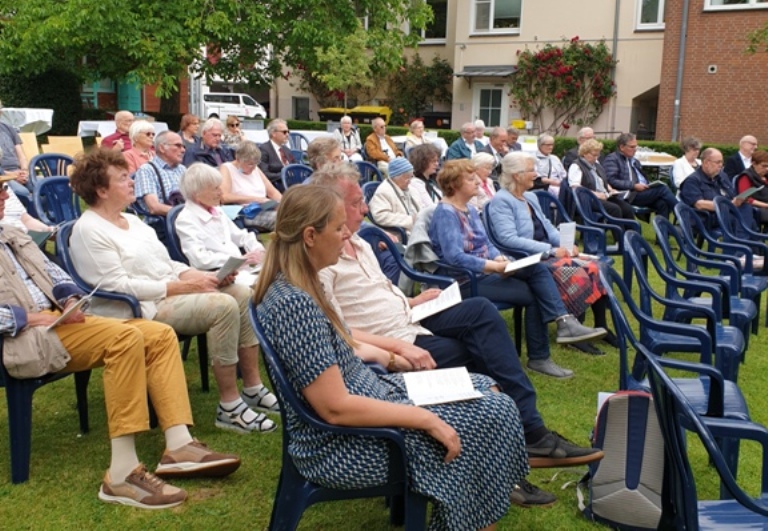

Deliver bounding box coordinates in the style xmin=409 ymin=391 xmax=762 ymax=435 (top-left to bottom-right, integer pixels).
xmin=657 ymin=0 xmax=768 ymax=144
xmin=143 ymin=77 xmax=190 ymax=114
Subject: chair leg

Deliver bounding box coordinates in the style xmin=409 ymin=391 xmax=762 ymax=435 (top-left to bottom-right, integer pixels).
xmin=197 ymin=335 xmax=209 ymax=393
xmin=268 ymin=481 xmax=305 ymax=531
xmin=6 ymin=380 xmax=37 ymax=484
xmin=73 ymin=370 xmax=91 ymax=434
xmin=403 ymin=492 xmax=428 ymax=531
xmin=513 ymin=306 xmax=523 ymax=357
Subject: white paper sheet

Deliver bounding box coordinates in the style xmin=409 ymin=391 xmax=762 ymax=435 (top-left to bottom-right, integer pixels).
xmin=409 ymin=282 xmax=461 ymax=323
xmin=403 ymin=367 xmax=484 ymax=406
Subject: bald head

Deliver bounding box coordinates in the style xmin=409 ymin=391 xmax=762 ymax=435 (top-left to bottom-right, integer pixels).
xmin=114 ymin=111 xmax=135 ymax=134
xmin=577 ymin=127 xmax=595 ymax=144
xmin=739 ymin=135 xmax=758 ymax=157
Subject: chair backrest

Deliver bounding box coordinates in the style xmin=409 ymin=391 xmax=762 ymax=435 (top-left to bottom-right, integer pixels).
xmin=19 ymin=132 xmax=39 ymax=164
xmin=29 ymin=153 xmax=74 ymax=186
xmin=41 ymin=136 xmax=84 ymax=158
xmin=713 ymin=195 xmax=759 ymax=246
xmin=165 ymin=204 xmax=188 ymax=264
xmin=281 ymin=164 xmax=313 ymax=190
xmin=288 ymin=132 xmax=309 ymax=151
xmin=355 ymin=161 xmax=382 ymax=185
xmin=573 ymin=186 xmax=609 ymax=224
xmin=290 ymin=149 xmax=307 ymax=165
xmin=361 ymin=181 xmax=380 ymax=204
xmin=481 ymin=202 xmax=527 ymax=259
xmin=640 ymin=347 xmax=768 ymax=528
xmin=33 ymin=176 xmax=81 ymax=225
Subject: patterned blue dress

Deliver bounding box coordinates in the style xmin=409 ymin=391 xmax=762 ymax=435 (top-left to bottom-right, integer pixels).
xmin=257 ymin=279 xmax=529 ymax=531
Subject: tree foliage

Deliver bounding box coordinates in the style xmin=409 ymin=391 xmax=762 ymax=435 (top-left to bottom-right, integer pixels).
xmin=388 ymin=54 xmax=453 ymax=125
xmin=509 ymin=37 xmax=617 ymax=136
xmin=747 ymin=23 xmax=768 ymax=54
xmin=0 ymin=0 xmax=431 ymax=98
xmin=314 ymin=24 xmax=375 ymax=110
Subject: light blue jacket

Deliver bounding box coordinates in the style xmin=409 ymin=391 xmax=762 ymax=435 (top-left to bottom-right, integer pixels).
xmin=487 ymin=189 xmax=559 ymax=255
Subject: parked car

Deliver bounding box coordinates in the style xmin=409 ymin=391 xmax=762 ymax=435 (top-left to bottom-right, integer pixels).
xmin=202 ymin=92 xmax=267 ymax=120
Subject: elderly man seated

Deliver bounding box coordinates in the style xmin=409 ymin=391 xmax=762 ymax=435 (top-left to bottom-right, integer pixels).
xmin=134 ymin=131 xmax=187 ymax=244
xmin=602 ymin=133 xmax=678 ymax=220
xmin=679 ymin=147 xmax=757 ymax=239
xmin=0 ymin=103 xmax=31 ymax=202
xmin=258 ymin=118 xmax=295 ymax=191
xmin=311 ymin=164 xmax=604 ymax=509
xmin=364 ymin=117 xmax=402 ymax=173
xmin=0 ymin=173 xmax=240 ymax=509
xmin=481 ymin=127 xmax=508 ymax=180
xmin=446 ymin=122 xmax=485 ymax=160
xmin=101 ymin=110 xmax=135 ymax=152
xmin=724 ymin=135 xmax=758 ymax=178
xmin=182 ymin=118 xmax=233 ymax=168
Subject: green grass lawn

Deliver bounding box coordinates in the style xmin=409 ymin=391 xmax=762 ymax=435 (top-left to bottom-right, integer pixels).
xmin=2 ymin=223 xmax=768 ymax=529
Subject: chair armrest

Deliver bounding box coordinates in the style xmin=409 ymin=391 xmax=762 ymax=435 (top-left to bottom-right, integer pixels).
xmin=93 ymin=291 xmax=142 ymax=319
xmin=654 ymin=356 xmax=725 ymax=418
xmin=435 ymin=261 xmax=477 ymax=296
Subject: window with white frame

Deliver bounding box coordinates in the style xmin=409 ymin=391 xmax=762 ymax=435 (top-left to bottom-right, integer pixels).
xmin=473 ymin=0 xmax=522 ymax=34
xmin=705 ymin=0 xmax=768 ymax=9
xmin=410 ymin=0 xmax=447 ymax=41
xmin=637 ymin=0 xmax=665 ymax=29
xmin=474 ymin=85 xmax=508 ymax=127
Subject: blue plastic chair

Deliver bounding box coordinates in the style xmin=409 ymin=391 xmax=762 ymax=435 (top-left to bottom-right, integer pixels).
xmin=361 ymin=181 xmax=409 ymax=245
xmin=653 ymin=216 xmax=757 ymax=350
xmin=288 ymin=132 xmax=310 ymax=152
xmin=28 ymin=153 xmax=73 ymax=187
xmin=165 ymin=204 xmax=188 ymax=264
xmin=355 ymin=160 xmax=383 ymax=185
xmin=531 ymin=190 xmax=609 ymax=257
xmin=623 ymin=231 xmax=745 ymax=383
xmin=248 ymin=302 xmax=428 ymax=531
xmin=0 ymin=336 xmax=90 ymax=484
xmin=56 ymin=220 xmax=209 ymax=392
xmin=281 ymin=164 xmax=313 ymax=190
xmin=641 ymin=347 xmax=768 ymax=527
xmin=713 ymin=195 xmax=768 ymax=271
xmin=32 ymin=177 xmax=82 ymax=226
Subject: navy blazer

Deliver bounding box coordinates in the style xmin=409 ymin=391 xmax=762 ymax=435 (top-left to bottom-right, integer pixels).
xmin=446 ymin=139 xmax=485 ymax=160
xmin=182 ymin=142 xmax=233 ymax=168
xmin=602 ymin=152 xmax=648 ymax=202
xmin=258 ymin=141 xmax=295 ymax=186
xmin=724 ymin=152 xmax=746 ymax=179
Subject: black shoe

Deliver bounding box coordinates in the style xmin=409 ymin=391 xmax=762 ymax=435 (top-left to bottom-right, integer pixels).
xmin=510 ymin=478 xmax=557 ymax=508
xmin=526 ymin=431 xmax=605 ymax=468
xmin=568 ymin=341 xmax=605 ymax=356
xmin=602 ymin=330 xmax=619 ymax=348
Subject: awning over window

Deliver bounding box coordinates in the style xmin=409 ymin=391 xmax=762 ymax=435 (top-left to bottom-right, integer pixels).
xmin=454 ymin=65 xmax=517 ymax=78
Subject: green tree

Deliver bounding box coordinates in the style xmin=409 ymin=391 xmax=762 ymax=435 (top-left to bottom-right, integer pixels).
xmin=314 ymin=24 xmax=375 ymax=111
xmin=509 ymin=37 xmax=617 ymax=135
xmin=387 ymin=54 xmax=453 ymax=125
xmin=0 ymin=0 xmax=431 ymax=99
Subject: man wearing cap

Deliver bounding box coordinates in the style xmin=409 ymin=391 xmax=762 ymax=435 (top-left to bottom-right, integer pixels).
xmin=0 ymin=101 xmax=31 ymax=202
xmin=368 ymin=158 xmax=421 ymax=233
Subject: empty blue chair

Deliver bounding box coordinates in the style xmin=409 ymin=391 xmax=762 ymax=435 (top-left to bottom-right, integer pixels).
xmin=248 ymin=302 xmax=428 ymax=531
xmin=641 ymin=347 xmax=768 ymax=527
xmin=355 ymin=160 xmax=383 ymax=185
xmin=33 ymin=177 xmax=81 ymax=226
xmin=28 ymin=153 xmax=73 ymax=187
xmin=713 ymin=195 xmax=768 ymax=273
xmin=1 ymin=336 xmax=90 ymax=484
xmin=281 ymin=164 xmax=313 ymax=190
xmin=288 ymin=132 xmax=310 ymax=152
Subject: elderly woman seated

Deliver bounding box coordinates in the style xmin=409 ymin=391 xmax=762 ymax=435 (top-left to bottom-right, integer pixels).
xmin=534 ymin=134 xmax=566 ymax=197
xmin=409 ymin=143 xmax=443 ymax=209
xmin=176 ymin=164 xmax=266 ymax=287
xmin=254 ymin=184 xmax=529 ymax=529
xmin=69 ymin=149 xmax=278 ymax=435
xmin=487 ymin=152 xmax=614 ymax=354
xmin=567 ymin=138 xmax=635 ymax=220
xmin=404 ymin=119 xmax=430 ymax=149
xmin=222 ymin=116 xmax=246 ymax=148
xmin=123 ymin=120 xmax=156 ymax=174
xmin=307 ymin=137 xmax=344 ymax=171
xmin=220 ymin=141 xmax=282 ymax=231
xmin=468 ymin=152 xmax=497 ymax=211
xmin=332 ymin=115 xmax=363 ymax=162
xmin=368 ymin=157 xmax=421 ymax=233
xmin=427 ymin=160 xmax=607 ymax=376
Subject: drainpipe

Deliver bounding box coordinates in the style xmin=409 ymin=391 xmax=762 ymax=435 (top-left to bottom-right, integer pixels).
xmin=608 ymin=0 xmax=620 ymax=134
xmin=671 ymin=0 xmax=691 ymax=142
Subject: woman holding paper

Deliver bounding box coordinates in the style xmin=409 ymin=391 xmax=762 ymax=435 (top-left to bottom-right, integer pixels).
xmin=220 ymin=141 xmax=282 ymax=231
xmin=69 ymin=148 xmax=278 ymax=434
xmin=176 ymin=164 xmax=265 ymax=286
xmin=487 ymin=152 xmax=613 ymax=353
xmin=735 ymin=150 xmax=768 ymax=224
xmin=428 ymin=159 xmax=606 ymax=347
xmin=254 ymin=184 xmax=529 ymax=531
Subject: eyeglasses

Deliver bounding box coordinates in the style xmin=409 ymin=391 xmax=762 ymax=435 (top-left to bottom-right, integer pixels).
xmin=706 ymin=159 xmax=724 ymax=165
xmin=277 ymin=130 xmax=290 ymax=134
xmin=540 ymin=143 xmax=554 ymax=147
xmin=143 ymin=132 xmax=155 ymax=137
xmin=167 ymin=143 xmax=186 ymax=149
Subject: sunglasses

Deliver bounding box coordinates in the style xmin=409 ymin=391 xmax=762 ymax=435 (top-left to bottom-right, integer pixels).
xmin=228 ymin=123 xmax=241 ymax=128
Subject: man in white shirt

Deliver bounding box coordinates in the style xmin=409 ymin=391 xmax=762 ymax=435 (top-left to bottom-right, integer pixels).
xmin=446 ymin=122 xmax=485 ymax=160
xmin=724 ymin=135 xmax=758 ymax=178
xmin=258 ymin=118 xmax=295 ymax=190
xmin=481 ymin=127 xmax=509 ymax=179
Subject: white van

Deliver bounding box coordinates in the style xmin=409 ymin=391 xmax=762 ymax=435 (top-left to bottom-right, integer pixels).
xmin=202 ymin=93 xmax=267 ymax=120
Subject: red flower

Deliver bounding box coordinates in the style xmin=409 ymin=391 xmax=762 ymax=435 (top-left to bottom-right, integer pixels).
xmin=562 ymin=123 xmax=571 ymax=129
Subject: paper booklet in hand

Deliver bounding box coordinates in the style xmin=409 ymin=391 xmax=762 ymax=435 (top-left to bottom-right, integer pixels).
xmin=403 ymin=367 xmax=483 ymax=406
xmin=410 ymin=282 xmax=461 ymax=323
xmin=216 ymin=256 xmax=247 ymax=281
xmin=46 ymin=282 xmax=101 ymax=331
xmin=504 ymin=252 xmax=544 ymax=273
xmin=735 ymin=185 xmax=764 ymax=201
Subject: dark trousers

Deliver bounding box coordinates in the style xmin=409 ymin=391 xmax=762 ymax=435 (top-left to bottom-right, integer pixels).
xmin=601 ymin=196 xmax=635 ymax=219
xmin=418 ymin=297 xmax=545 ymax=434
xmin=632 ymin=185 xmax=678 ymax=218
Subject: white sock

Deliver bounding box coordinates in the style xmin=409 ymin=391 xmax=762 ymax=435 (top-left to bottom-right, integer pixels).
xmin=164 ymin=424 xmax=194 ymax=452
xmin=242 ymin=384 xmax=265 ymax=398
xmin=221 ymin=398 xmax=258 ymax=423
xmin=109 ymin=435 xmax=139 ymax=483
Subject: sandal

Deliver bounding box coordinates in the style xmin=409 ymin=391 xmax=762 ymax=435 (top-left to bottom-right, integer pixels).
xmin=241 ymin=386 xmax=280 ymax=413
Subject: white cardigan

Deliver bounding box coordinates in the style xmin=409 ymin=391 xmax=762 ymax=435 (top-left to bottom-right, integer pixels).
xmin=176 ymin=201 xmax=263 ymax=271
xmin=70 ymin=209 xmax=190 ymax=319
xmin=368 ymin=178 xmax=421 ymax=231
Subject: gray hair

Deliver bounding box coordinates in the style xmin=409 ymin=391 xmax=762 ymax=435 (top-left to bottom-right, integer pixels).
xmin=577 ymin=127 xmax=594 ymax=142
xmin=506 ymin=127 xmax=520 ymax=138
xmin=312 ymin=163 xmax=361 ymax=191
xmin=340 ymin=115 xmax=353 ymax=124
xmin=128 ymin=120 xmax=154 ymax=143
xmin=489 ymin=127 xmax=507 ymax=140
xmin=473 ymin=119 xmax=486 ymax=130
xmin=472 ymin=152 xmax=495 ymax=169
xmin=681 ymin=136 xmax=701 ymax=153
xmin=409 ymin=120 xmax=424 ymax=133
xmin=499 ymin=151 xmax=535 ymax=191
xmin=235 ymin=140 xmax=262 ymax=164
xmin=179 ymin=163 xmax=222 ymax=201
xmin=537 ymin=133 xmax=554 ymax=149
xmin=616 ymin=132 xmax=636 ymax=148
xmin=267 ymin=118 xmax=287 ymax=136
xmin=154 ymin=130 xmax=174 ymax=151
xmin=306 ymin=137 xmax=341 ymax=170
xmin=201 ymin=117 xmax=223 ymax=135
